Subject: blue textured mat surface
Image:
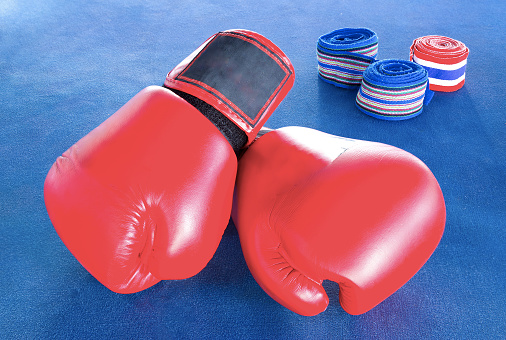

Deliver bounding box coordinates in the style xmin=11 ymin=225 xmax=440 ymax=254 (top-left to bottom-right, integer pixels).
xmin=1 ymin=1 xmax=504 ymax=338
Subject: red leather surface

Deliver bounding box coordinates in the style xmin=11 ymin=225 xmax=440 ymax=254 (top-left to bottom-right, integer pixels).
xmin=44 ymin=86 xmax=237 ymax=293
xmin=233 ymin=126 xmax=446 ymax=315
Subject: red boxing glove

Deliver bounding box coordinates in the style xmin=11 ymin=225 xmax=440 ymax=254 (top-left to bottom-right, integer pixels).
xmin=232 ymin=127 xmax=446 ymax=315
xmin=44 ymin=30 xmax=294 ymax=294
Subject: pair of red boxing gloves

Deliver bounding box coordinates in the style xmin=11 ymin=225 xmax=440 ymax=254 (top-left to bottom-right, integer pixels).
xmin=44 ymin=30 xmax=446 ymax=316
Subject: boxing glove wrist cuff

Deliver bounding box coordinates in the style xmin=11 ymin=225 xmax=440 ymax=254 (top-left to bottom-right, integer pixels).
xmin=164 ymin=29 xmax=295 ymax=148
xmin=169 ymin=89 xmax=248 ymax=152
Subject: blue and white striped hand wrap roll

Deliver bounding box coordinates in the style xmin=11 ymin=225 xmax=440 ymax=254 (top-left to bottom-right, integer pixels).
xmin=317 ymin=28 xmax=378 ymax=89
xmin=356 ymin=59 xmax=433 ymax=120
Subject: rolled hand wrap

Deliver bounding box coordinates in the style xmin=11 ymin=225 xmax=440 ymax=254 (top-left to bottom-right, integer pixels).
xmin=317 ymin=28 xmax=378 ymax=89
xmin=410 ymin=35 xmax=469 ymax=92
xmin=356 ymin=59 xmax=433 ymax=121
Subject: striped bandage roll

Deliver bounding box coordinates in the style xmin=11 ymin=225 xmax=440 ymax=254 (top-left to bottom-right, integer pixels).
xmin=356 ymin=59 xmax=432 ymax=121
xmin=317 ymin=28 xmax=378 ymax=89
xmin=410 ymin=35 xmax=469 ymax=92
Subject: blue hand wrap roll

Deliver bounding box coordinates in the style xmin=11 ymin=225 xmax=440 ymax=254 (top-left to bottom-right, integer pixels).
xmin=356 ymin=59 xmax=433 ymax=120
xmin=317 ymin=28 xmax=378 ymax=89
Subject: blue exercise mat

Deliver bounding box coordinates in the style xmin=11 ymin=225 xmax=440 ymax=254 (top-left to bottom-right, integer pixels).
xmin=1 ymin=0 xmax=504 ymax=338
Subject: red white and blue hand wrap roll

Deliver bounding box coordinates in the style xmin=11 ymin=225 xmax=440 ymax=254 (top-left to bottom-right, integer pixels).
xmin=317 ymin=28 xmax=378 ymax=89
xmin=410 ymin=35 xmax=469 ymax=92
xmin=356 ymin=59 xmax=433 ymax=121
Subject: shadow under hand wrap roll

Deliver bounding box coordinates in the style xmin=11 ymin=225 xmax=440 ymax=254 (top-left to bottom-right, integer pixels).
xmin=410 ymin=35 xmax=469 ymax=92
xmin=317 ymin=28 xmax=378 ymax=89
xmin=356 ymin=59 xmax=433 ymax=121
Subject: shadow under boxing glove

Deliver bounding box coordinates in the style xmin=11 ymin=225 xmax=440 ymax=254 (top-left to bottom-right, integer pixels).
xmin=44 ymin=30 xmax=294 ymax=294
xmin=232 ymin=126 xmax=446 ymax=315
